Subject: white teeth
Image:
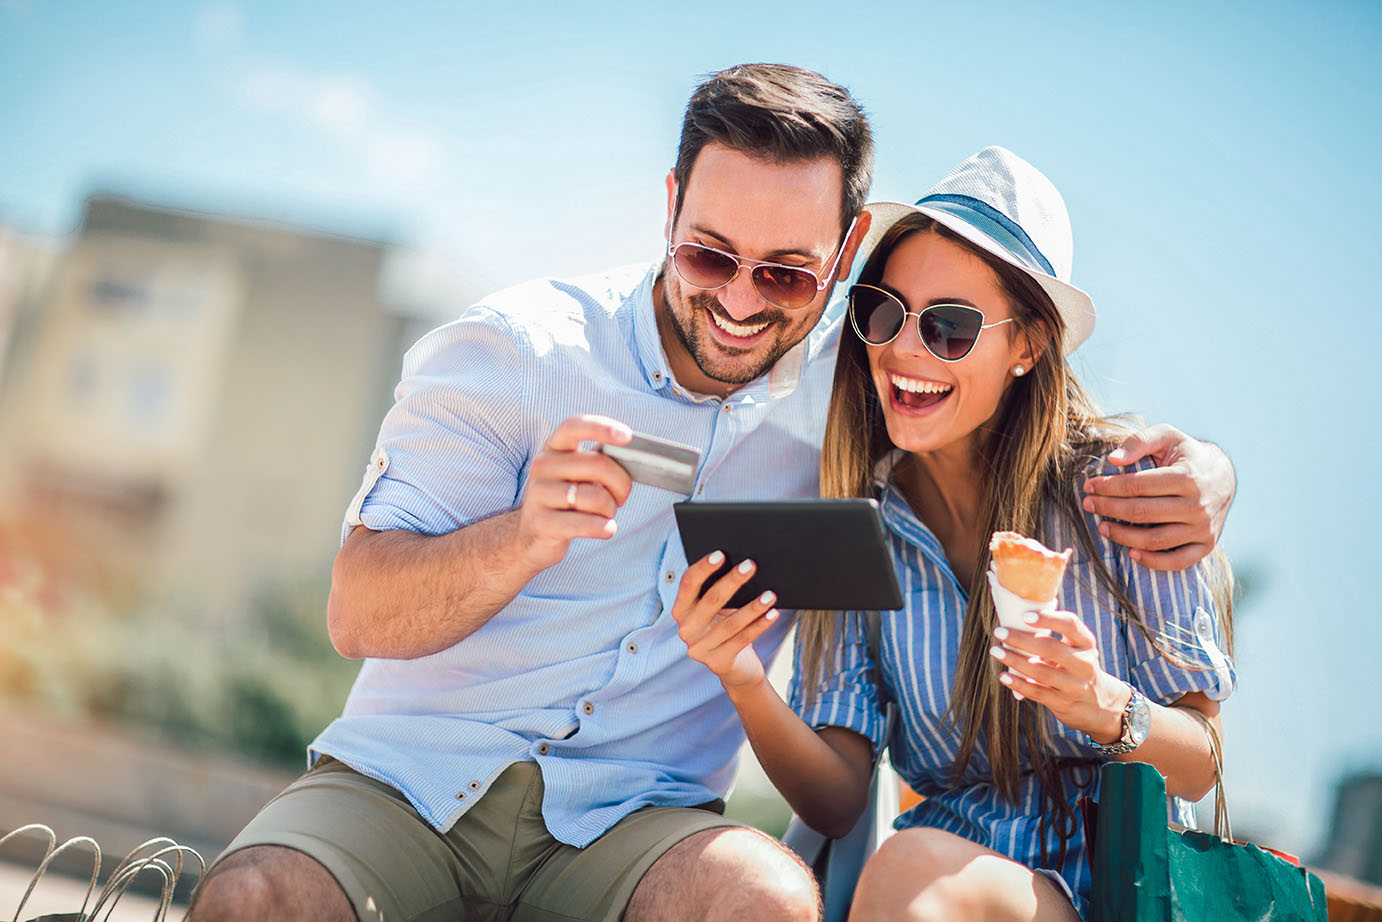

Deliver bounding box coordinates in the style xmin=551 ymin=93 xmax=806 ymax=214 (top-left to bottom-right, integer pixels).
xmin=709 ymin=311 xmax=769 ymax=337
xmin=889 ymin=374 xmax=953 ymax=395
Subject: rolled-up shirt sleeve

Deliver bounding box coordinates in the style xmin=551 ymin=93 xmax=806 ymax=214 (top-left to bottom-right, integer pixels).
xmin=787 ymin=611 xmax=889 ymax=756
xmin=1120 ymin=559 xmax=1237 ymax=705
xmin=342 ymin=305 xmax=532 ymax=543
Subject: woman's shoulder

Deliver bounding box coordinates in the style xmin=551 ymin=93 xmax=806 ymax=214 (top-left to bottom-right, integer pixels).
xmin=1042 ymin=427 xmax=1159 ymax=568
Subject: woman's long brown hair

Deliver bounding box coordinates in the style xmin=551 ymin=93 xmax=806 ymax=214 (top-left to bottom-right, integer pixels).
xmin=797 ymin=213 xmax=1234 ymax=859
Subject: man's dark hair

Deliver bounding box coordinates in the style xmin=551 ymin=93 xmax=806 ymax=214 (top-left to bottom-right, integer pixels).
xmin=674 ymin=63 xmax=874 ymax=234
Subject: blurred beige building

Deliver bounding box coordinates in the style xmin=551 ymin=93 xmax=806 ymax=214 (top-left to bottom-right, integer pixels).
xmin=0 ymin=195 xmax=452 ymax=623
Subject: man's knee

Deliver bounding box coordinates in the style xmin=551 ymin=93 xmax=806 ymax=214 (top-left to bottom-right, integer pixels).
xmin=715 ymin=829 xmax=818 ymax=920
xmin=629 ymin=827 xmax=818 ymax=922
xmin=188 ymin=845 xmax=355 ymax=922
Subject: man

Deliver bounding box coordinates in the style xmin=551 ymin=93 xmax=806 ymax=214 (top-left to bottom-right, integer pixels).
xmin=190 ymin=64 xmax=1234 ymax=922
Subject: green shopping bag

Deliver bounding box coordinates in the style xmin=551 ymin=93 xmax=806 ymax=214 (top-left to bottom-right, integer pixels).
xmin=1087 ymin=761 xmax=1327 ymax=922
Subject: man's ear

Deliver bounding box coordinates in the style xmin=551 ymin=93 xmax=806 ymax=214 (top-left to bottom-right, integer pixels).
xmin=835 ymin=211 xmax=872 ymax=281
xmin=664 ymin=170 xmax=677 ymax=242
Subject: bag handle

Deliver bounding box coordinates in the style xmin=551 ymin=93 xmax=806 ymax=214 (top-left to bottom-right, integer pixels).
xmin=1182 ymin=707 xmax=1231 ymax=842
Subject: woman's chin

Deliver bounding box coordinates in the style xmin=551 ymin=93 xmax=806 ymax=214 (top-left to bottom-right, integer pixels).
xmin=885 ymin=417 xmax=952 ymax=456
xmin=882 ymin=391 xmax=958 ymax=454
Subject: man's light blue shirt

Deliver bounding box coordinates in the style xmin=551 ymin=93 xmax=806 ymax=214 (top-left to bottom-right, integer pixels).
xmin=311 ymin=262 xmax=842 ymax=846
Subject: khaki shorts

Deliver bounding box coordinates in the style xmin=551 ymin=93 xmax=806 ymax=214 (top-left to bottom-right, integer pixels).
xmin=218 ymin=758 xmax=746 ymax=922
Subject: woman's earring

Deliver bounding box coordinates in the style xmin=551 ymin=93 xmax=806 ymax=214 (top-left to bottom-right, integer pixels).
xmin=1013 ymin=364 xmax=1026 ymax=377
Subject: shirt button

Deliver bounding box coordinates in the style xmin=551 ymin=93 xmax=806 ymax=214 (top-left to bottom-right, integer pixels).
xmin=722 ymin=404 xmax=731 ymax=414
xmin=696 ymin=484 xmax=704 ymax=496
xmin=665 ymin=570 xmax=675 ymax=583
xmin=468 ymin=780 xmax=480 ymax=791
xmin=537 ymin=743 xmax=550 ymax=755
xmin=455 ymin=791 xmax=467 ymax=800
xmin=626 ymin=641 xmax=638 ymax=654
xmin=653 ymin=371 xmax=663 ymax=382
xmin=1194 ymin=608 xmax=1213 ymax=639
xmin=582 ymin=701 xmax=595 ymax=715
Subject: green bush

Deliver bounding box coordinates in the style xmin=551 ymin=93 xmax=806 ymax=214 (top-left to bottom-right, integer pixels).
xmin=1 ymin=572 xmax=358 ymax=769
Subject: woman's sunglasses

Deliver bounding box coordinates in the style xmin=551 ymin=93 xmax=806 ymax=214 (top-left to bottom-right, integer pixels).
xmin=848 ymin=284 xmax=1013 ymax=361
xmin=667 ymin=217 xmax=857 ymax=311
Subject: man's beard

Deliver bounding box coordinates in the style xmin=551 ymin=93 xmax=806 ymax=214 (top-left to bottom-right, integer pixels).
xmin=667 ymin=286 xmax=796 ymax=386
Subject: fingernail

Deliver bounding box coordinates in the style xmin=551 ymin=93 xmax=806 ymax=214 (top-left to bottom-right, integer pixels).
xmin=766 ymin=609 xmax=779 ymax=621
xmin=738 ymin=559 xmax=754 ymax=574
xmin=989 ymin=645 xmax=1006 ymax=660
xmin=993 ymin=627 xmax=1009 ymax=641
xmin=1012 ymin=690 xmax=1025 ymax=701
xmin=604 ymin=519 xmax=617 ymax=535
xmin=1082 ymin=496 xmax=1095 ymax=512
xmin=1022 ymin=612 xmax=1039 ymax=624
xmin=1098 ymin=521 xmax=1110 ymax=536
xmin=707 ymin=550 xmax=724 ymax=566
xmin=998 ymin=671 xmax=1012 ymax=684
xmin=759 ymin=591 xmax=776 ymax=606
xmin=1130 ymin=549 xmax=1142 ymax=562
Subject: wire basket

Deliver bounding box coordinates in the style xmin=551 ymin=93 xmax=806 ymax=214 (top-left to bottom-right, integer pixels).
xmin=1 ymin=824 xmax=204 ymax=922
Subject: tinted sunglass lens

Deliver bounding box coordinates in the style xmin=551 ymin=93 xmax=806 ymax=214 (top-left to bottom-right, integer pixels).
xmin=674 ymin=244 xmax=737 ymax=288
xmin=920 ymin=306 xmax=983 ymax=360
xmin=751 ymin=265 xmax=817 ymax=309
xmin=849 ymin=287 xmax=906 ymax=344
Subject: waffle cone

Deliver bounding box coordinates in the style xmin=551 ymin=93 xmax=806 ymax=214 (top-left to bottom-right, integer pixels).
xmin=988 ymin=531 xmax=1072 ymax=602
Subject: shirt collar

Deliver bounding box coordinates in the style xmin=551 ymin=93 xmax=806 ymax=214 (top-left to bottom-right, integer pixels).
xmin=872 ymin=449 xmax=953 ymax=576
xmin=631 ymin=262 xmax=675 ymax=393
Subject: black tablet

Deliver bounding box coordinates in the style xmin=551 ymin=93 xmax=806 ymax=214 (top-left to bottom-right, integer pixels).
xmin=673 ymin=499 xmax=904 ymax=611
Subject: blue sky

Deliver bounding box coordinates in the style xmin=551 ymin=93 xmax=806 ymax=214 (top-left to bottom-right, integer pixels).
xmin=3 ymin=0 xmax=1380 ymax=856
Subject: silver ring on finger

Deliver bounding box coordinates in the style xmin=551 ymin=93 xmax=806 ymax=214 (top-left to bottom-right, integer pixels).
xmin=566 ymin=482 xmax=579 ymax=510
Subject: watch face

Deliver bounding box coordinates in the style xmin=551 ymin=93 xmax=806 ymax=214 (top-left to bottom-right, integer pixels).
xmin=1128 ymin=692 xmax=1152 ymax=745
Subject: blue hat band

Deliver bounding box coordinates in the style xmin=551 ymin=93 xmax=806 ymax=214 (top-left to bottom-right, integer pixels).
xmin=914 ymin=193 xmax=1055 ymax=278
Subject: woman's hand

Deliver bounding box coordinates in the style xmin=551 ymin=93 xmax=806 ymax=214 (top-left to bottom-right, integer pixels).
xmin=988 ymin=610 xmax=1130 ymax=744
xmin=672 ymin=552 xmax=781 ymax=693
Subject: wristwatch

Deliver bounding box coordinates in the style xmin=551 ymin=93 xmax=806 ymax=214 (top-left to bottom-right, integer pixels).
xmin=1089 ymin=686 xmax=1150 ymax=755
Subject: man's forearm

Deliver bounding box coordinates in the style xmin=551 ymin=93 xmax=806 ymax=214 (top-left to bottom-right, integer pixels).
xmin=327 ymin=511 xmax=541 ymax=659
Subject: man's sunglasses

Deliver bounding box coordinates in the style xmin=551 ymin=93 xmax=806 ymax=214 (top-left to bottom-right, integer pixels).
xmin=667 ymin=217 xmax=857 ymax=311
xmin=848 ymin=284 xmax=1013 ymax=361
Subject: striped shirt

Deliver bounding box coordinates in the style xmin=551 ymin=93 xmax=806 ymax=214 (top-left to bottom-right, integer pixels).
xmin=310 ymin=262 xmax=842 ymax=846
xmin=790 ymin=453 xmax=1236 ymax=918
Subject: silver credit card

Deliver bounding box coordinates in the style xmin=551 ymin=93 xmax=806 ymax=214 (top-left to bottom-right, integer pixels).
xmin=601 ymin=433 xmax=700 ymax=495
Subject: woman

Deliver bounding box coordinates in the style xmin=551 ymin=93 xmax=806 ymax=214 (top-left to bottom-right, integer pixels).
xmin=670 ymin=147 xmax=1236 ymax=921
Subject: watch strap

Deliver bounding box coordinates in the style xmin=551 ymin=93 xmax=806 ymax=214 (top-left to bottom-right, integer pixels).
xmin=1088 ymin=686 xmax=1146 ymax=755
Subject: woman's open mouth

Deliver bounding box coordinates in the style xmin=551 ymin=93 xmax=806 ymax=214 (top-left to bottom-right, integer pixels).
xmin=888 ymin=372 xmax=953 ymax=411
